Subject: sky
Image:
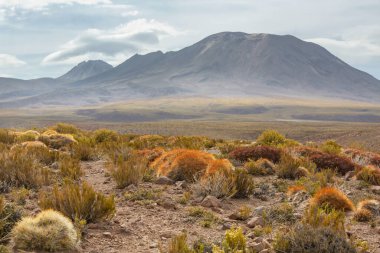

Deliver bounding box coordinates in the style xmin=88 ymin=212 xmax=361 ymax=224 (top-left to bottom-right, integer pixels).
xmin=0 ymin=0 xmax=380 ymax=79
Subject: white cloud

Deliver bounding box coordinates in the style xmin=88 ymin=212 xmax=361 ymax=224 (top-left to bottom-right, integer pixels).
xmin=42 ymin=19 xmax=180 ymax=65
xmin=0 ymin=0 xmax=111 ymax=10
xmin=307 ymin=26 xmax=380 ymax=65
xmin=0 ymin=54 xmax=26 ymax=67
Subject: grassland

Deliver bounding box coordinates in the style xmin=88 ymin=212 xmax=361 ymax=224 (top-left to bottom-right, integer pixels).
xmin=1 ymin=97 xmax=380 ymax=151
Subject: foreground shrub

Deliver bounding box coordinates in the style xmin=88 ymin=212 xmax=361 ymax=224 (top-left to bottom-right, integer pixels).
xmin=16 ymin=145 xmax=60 ymax=166
xmin=108 ymin=152 xmax=148 ymax=188
xmin=310 ymin=187 xmax=354 ymax=212
xmin=39 ymin=181 xmax=115 ymax=223
xmin=59 ymin=156 xmax=83 ymax=180
xmin=152 ymin=149 xmax=215 ymax=182
xmin=356 ymin=166 xmax=380 ymax=185
xmin=0 ymin=130 xmax=15 ymax=144
xmin=12 ymin=210 xmax=78 ymax=252
xmin=244 ymin=158 xmax=275 ymax=176
xmin=233 ymin=169 xmax=255 ymax=198
xmin=39 ymin=130 xmax=77 ymax=149
xmin=356 ymin=199 xmax=380 ymax=216
xmin=72 ymin=139 xmax=98 ymax=161
xmin=303 ymin=205 xmax=346 ymax=233
xmin=229 ymin=145 xmax=281 ymax=163
xmin=320 ymin=140 xmax=342 ymax=155
xmin=309 ymin=153 xmax=358 ymax=175
xmin=93 ymin=129 xmax=118 ymax=143
xmin=354 ymin=208 xmax=373 ymax=222
xmin=0 ymin=197 xmax=21 ymax=242
xmin=0 ymin=151 xmax=50 ymax=191
xmin=213 ymin=227 xmax=246 ymax=253
xmin=273 ymin=224 xmax=357 ymax=253
xmin=205 ymin=159 xmax=233 ymax=176
xmin=192 ymin=168 xmax=237 ymax=199
xmin=52 ymin=123 xmax=79 ymax=135
xmin=276 ymin=153 xmax=309 ymax=179
xmin=192 ymin=168 xmax=254 ymax=199
xmin=166 ymin=233 xmax=194 ymax=253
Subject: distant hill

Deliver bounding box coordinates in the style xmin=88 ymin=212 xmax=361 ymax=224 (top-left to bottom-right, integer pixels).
xmin=57 ymin=60 xmax=113 ymax=82
xmin=0 ymin=32 xmax=380 ymax=108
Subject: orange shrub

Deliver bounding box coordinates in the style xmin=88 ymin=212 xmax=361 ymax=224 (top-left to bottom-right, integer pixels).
xmin=205 ymin=159 xmax=233 ymax=176
xmin=136 ymin=148 xmax=165 ymax=163
xmin=228 ymin=146 xmax=281 ymax=163
xmin=152 ymin=149 xmax=216 ymax=181
xmin=287 ymin=185 xmax=306 ymax=196
xmin=310 ymin=187 xmax=354 ymax=212
xmin=309 ymin=153 xmax=359 ymax=175
xmin=357 ymin=199 xmax=380 ymax=216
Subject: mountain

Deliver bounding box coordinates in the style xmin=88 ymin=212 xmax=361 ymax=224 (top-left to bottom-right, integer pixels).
xmin=0 ymin=32 xmax=380 ymax=108
xmin=57 ymin=60 xmax=113 ymax=82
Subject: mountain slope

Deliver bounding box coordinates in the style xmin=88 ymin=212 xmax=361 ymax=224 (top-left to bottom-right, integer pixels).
xmin=1 ymin=32 xmax=380 ymax=107
xmin=57 ymin=60 xmax=113 ymax=82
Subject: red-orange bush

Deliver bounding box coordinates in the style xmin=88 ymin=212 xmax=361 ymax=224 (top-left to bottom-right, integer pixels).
xmin=309 ymin=153 xmax=359 ymax=175
xmin=228 ymin=146 xmax=281 ymax=163
xmin=205 ymin=159 xmax=233 ymax=176
xmin=310 ymin=187 xmax=354 ymax=212
xmin=152 ymin=149 xmax=216 ymax=181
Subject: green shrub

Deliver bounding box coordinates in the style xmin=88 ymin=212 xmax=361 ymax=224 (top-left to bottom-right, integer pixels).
xmin=0 ymin=197 xmax=22 ymax=242
xmin=266 ymin=202 xmax=296 ymax=224
xmin=0 ymin=151 xmax=50 ymax=191
xmin=166 ymin=233 xmax=194 ymax=253
xmin=52 ymin=123 xmax=80 ymax=135
xmin=0 ymin=130 xmax=15 ymax=144
xmin=303 ymin=205 xmax=346 ymax=233
xmin=320 ymin=140 xmax=342 ymax=155
xmin=59 ymin=156 xmax=83 ymax=180
xmin=276 ymin=153 xmax=308 ymax=179
xmin=213 ymin=227 xmax=246 ymax=253
xmin=93 ymin=129 xmax=118 ymax=143
xmin=192 ymin=168 xmax=236 ymax=199
xmin=12 ymin=210 xmax=78 ymax=252
xmin=108 ymin=153 xmax=148 ymax=188
xmin=233 ymin=169 xmax=255 ymax=198
xmin=256 ymin=129 xmax=287 ymax=147
xmin=273 ymin=224 xmax=357 ymax=253
xmin=39 ymin=181 xmax=115 ymax=223
xmin=244 ymin=158 xmax=275 ymax=176
xmin=187 ymin=206 xmax=219 ymax=228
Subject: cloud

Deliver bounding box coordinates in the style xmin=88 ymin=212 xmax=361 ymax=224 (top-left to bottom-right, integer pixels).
xmin=42 ymin=19 xmax=179 ymax=65
xmin=0 ymin=0 xmax=111 ymax=11
xmin=0 ymin=54 xmax=26 ymax=67
xmin=307 ymin=26 xmax=380 ymax=65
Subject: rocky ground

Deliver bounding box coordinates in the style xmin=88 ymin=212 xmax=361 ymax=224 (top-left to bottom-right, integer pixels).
xmin=75 ymin=160 xmax=380 ymax=253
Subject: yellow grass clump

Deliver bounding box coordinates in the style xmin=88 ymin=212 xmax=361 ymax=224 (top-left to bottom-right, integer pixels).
xmin=12 ymin=210 xmax=78 ymax=252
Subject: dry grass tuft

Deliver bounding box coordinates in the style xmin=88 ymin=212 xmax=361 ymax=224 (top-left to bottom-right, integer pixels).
xmin=356 ymin=166 xmax=380 ymax=185
xmin=12 ymin=210 xmax=78 ymax=252
xmin=39 ymin=181 xmax=115 ymax=223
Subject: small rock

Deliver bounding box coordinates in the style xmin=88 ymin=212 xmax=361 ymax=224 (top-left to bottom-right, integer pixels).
xmin=158 ymin=198 xmax=177 ymax=210
xmin=51 ymin=162 xmax=59 ymax=170
xmin=201 ymin=195 xmax=222 ymax=208
xmin=149 ymin=242 xmax=158 ymax=248
xmin=249 ymin=242 xmax=266 ymax=252
xmin=176 ymin=180 xmax=188 ymax=189
xmin=247 ymin=217 xmax=265 ymax=228
xmin=222 ymin=222 xmax=232 ymax=230
xmin=160 ymin=231 xmax=174 ymax=238
xmin=155 ymin=176 xmax=174 ymax=185
xmin=126 ymin=184 xmax=137 ymax=191
xmin=103 ymin=232 xmax=112 ymax=238
xmin=371 ymin=185 xmax=380 ymax=195
xmin=344 ymin=171 xmax=355 ymax=181
xmin=254 ymin=206 xmax=265 ymax=215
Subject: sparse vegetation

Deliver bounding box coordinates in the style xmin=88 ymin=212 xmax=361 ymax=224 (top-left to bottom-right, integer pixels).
xmin=310 ymin=187 xmax=355 ymax=212
xmin=39 ymin=181 xmax=115 ymax=223
xmin=229 ymin=145 xmax=281 ymax=163
xmin=356 ymin=166 xmax=380 ymax=185
xmin=12 ymin=210 xmax=78 ymax=252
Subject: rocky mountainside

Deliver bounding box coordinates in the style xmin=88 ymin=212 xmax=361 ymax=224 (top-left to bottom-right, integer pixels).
xmin=1 ymin=32 xmax=380 ymax=107
xmin=57 ymin=60 xmax=113 ymax=82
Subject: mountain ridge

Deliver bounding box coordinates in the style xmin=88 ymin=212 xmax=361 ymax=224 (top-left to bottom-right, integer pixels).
xmin=0 ymin=32 xmax=379 ymax=108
